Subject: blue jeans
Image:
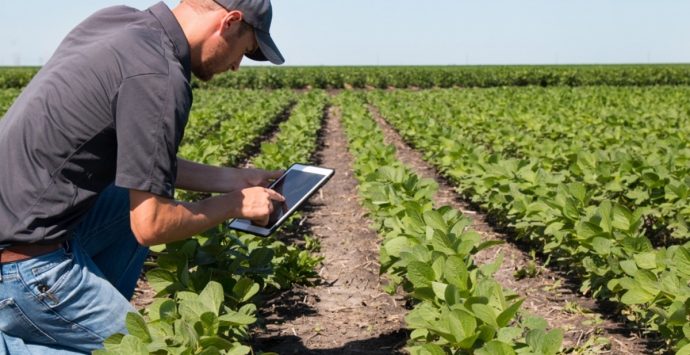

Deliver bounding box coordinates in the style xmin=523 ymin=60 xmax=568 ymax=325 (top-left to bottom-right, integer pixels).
xmin=0 ymin=185 xmax=149 ymax=354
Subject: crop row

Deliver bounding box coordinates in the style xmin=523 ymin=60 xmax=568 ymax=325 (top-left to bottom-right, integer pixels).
xmin=336 ymin=91 xmax=563 ymax=355
xmin=97 ymin=90 xmax=328 ymax=354
xmin=200 ymin=64 xmax=690 ymax=89
xmin=371 ymin=87 xmax=690 ymax=244
xmin=369 ymin=88 xmax=690 ymax=353
xmin=4 ymin=65 xmax=690 ymax=90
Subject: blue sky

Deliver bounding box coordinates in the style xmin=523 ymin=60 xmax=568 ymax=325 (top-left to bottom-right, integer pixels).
xmin=1 ymin=0 xmax=689 ymax=66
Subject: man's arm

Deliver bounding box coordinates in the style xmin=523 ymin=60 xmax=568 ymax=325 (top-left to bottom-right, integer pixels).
xmin=176 ymin=158 xmax=283 ymax=193
xmin=129 ymin=187 xmax=284 ymax=246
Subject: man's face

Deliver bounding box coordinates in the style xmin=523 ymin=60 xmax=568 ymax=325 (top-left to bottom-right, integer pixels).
xmin=193 ymin=21 xmax=258 ymax=82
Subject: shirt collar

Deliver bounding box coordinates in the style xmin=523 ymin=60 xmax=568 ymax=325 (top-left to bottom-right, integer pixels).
xmin=147 ymin=2 xmax=191 ymax=77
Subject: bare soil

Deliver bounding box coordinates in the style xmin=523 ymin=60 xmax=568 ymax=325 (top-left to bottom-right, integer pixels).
xmin=251 ymin=106 xmax=409 ymax=354
xmin=368 ymin=104 xmax=657 ymax=354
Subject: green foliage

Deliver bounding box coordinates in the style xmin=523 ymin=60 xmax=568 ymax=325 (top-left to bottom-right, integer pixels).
xmin=337 ymin=91 xmax=562 ymax=354
xmin=177 ymin=89 xmax=296 ymax=168
xmin=0 ymin=88 xmax=20 ymax=118
xmin=6 ymin=65 xmax=690 ymax=91
xmin=95 ymin=282 xmax=255 ymax=355
xmin=99 ymin=89 xmax=328 ymax=353
xmin=198 ymin=65 xmax=690 ymax=89
xmin=370 ymin=87 xmax=690 ymax=352
xmin=0 ymin=67 xmax=38 ymax=89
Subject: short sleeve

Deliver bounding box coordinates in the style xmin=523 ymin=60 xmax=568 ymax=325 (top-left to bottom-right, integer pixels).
xmin=113 ymin=73 xmax=183 ymax=198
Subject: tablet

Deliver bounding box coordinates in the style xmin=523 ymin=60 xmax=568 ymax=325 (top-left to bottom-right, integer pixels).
xmin=227 ymin=164 xmax=334 ymax=237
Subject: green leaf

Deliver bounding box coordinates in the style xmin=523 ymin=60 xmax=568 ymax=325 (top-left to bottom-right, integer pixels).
xmin=125 ymin=312 xmax=152 ymax=343
xmin=431 ymin=230 xmax=456 ymax=255
xmin=407 ymin=261 xmax=435 ymax=288
xmin=619 ymin=260 xmax=638 ymax=277
xmin=591 ymin=237 xmax=611 ymax=255
xmin=497 ymin=299 xmax=524 ymax=328
xmin=409 ymin=344 xmax=446 ymax=355
xmin=542 ymin=328 xmax=564 ymax=355
xmin=384 ymin=237 xmax=411 ymax=258
xmin=620 ymin=288 xmax=654 ymax=305
xmin=226 ymin=344 xmax=252 ymax=355
xmin=175 ymin=318 xmax=200 ymax=349
xmin=633 ymin=252 xmax=657 ymax=270
xmin=545 ymin=222 xmax=565 ymax=236
xmin=475 ymin=340 xmax=515 ymax=355
xmin=199 ymin=281 xmax=224 ymax=314
xmin=118 ymin=334 xmax=149 ymax=354
xmin=146 ymin=269 xmax=176 ymax=294
xmin=522 ymin=315 xmax=548 ymax=331
xmin=218 ymin=310 xmax=257 ymax=326
xmin=471 ymin=304 xmax=499 ymax=329
xmin=611 ymin=204 xmax=633 ymax=231
xmin=677 ymin=343 xmax=690 ymax=355
xmin=179 ymin=299 xmax=206 ymax=323
xmin=672 ymin=247 xmax=690 ymax=278
xmin=199 ymin=312 xmax=220 ymax=336
xmin=233 ymin=278 xmax=260 ymax=303
xmin=568 ymin=182 xmax=586 ymax=203
xmin=598 ymin=200 xmax=613 ymax=233
xmin=199 ymin=335 xmax=234 ymax=350
xmin=450 ymin=309 xmax=478 ymax=347
xmin=497 ymin=326 xmax=523 ymax=344
xmin=562 ymin=198 xmax=580 ymax=221
xmin=423 ymin=210 xmax=448 ymax=232
xmin=159 ymin=299 xmax=178 ymax=323
xmin=432 ymin=282 xmax=448 ymax=301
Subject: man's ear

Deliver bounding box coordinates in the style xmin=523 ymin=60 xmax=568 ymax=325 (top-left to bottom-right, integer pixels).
xmin=219 ymin=10 xmax=244 ymax=34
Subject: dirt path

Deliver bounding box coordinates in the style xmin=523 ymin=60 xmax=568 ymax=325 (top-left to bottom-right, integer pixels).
xmin=252 ymin=106 xmax=409 ymax=354
xmin=368 ymin=105 xmax=653 ymax=354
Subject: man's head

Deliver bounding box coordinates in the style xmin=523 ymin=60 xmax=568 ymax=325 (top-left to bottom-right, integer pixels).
xmin=175 ymin=0 xmax=284 ymax=81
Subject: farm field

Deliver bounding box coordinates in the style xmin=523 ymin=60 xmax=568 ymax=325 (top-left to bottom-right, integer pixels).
xmin=1 ymin=65 xmax=689 ymax=354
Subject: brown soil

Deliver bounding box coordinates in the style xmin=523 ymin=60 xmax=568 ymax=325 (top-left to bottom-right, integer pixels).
xmin=251 ymin=106 xmax=409 ymax=354
xmin=131 ymin=274 xmax=156 ymax=310
xmin=368 ymin=105 xmax=656 ymax=354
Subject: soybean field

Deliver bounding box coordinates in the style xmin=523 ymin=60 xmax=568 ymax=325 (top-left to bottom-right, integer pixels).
xmin=1 ymin=65 xmax=689 ymax=355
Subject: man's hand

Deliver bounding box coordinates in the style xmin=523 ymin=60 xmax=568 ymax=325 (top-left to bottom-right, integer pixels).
xmin=236 ymin=186 xmax=285 ymax=226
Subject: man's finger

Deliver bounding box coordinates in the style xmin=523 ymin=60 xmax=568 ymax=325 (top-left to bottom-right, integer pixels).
xmin=255 ymin=215 xmax=269 ymax=226
xmin=266 ymin=188 xmax=285 ymax=202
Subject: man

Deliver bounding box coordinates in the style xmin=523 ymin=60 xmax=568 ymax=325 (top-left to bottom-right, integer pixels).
xmin=0 ymin=0 xmax=285 ymax=353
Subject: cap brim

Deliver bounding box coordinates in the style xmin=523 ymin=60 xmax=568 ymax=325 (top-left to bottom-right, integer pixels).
xmin=246 ymin=30 xmax=284 ymax=65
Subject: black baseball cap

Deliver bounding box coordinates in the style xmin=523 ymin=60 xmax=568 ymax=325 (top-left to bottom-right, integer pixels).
xmin=213 ymin=0 xmax=285 ymax=65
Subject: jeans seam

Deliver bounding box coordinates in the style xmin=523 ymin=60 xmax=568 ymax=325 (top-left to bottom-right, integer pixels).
xmin=0 ymin=298 xmax=58 ymax=343
xmin=17 ymin=267 xmax=106 ymax=344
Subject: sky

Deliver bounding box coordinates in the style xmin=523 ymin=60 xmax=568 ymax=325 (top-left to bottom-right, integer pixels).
xmin=1 ymin=0 xmax=689 ymax=67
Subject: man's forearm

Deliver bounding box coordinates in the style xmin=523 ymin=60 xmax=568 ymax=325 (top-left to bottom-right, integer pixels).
xmin=129 ymin=191 xmax=240 ymax=245
xmin=129 ymin=186 xmax=284 ymax=246
xmin=176 ymin=158 xmax=244 ymax=192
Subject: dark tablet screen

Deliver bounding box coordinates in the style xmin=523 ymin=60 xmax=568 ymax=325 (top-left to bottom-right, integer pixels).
xmin=256 ymin=169 xmax=325 ymax=227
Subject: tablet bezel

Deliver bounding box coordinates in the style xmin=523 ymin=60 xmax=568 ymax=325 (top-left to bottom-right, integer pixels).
xmin=227 ymin=163 xmax=334 ymax=237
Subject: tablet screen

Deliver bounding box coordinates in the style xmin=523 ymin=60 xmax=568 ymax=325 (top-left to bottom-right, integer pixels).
xmin=260 ymin=169 xmax=325 ymax=227
xmin=228 ymin=164 xmax=334 ymax=237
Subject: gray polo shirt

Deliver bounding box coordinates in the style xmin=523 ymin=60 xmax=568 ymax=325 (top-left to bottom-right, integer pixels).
xmin=0 ymin=2 xmax=192 ymax=245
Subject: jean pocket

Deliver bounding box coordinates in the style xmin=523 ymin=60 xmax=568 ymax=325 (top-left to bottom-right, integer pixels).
xmin=23 ymin=248 xmax=75 ymax=308
xmin=0 ymin=298 xmax=57 ymax=344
